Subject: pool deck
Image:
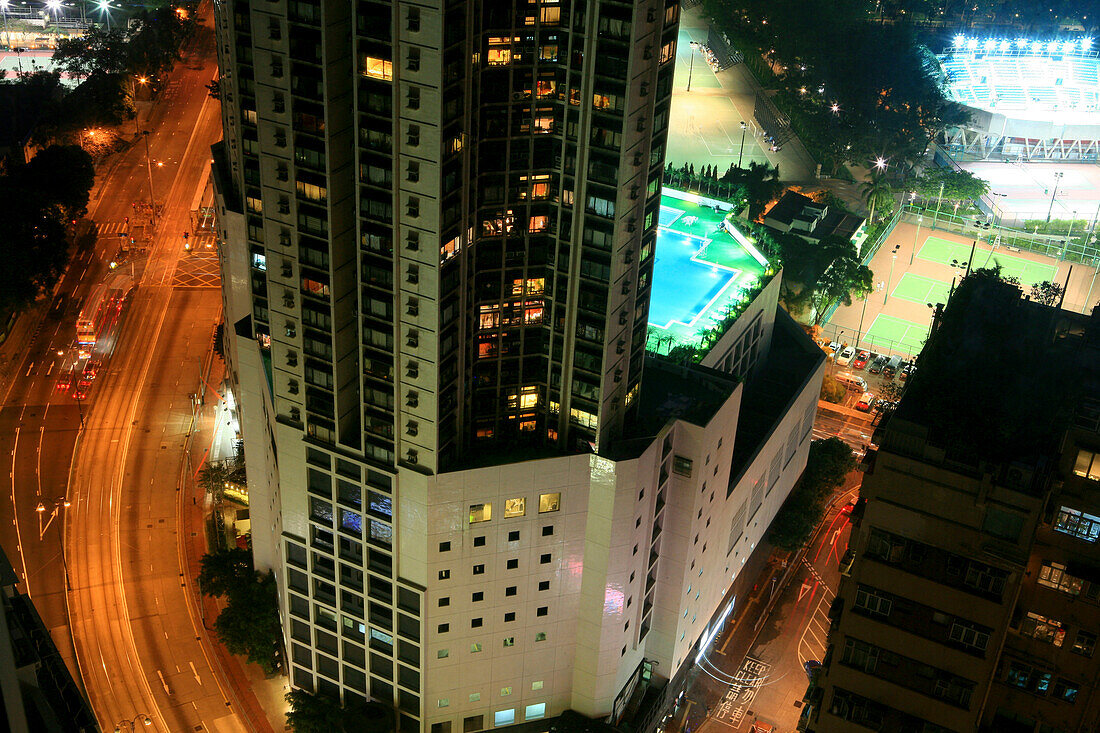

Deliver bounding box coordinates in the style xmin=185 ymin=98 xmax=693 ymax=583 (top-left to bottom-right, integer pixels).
xmin=648 ymin=189 xmax=772 ymax=351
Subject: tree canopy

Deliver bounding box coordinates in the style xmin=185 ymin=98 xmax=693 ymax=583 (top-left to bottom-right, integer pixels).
xmin=911 ymin=167 xmax=990 ymax=205
xmin=807 ymin=238 xmax=874 ymax=325
xmin=768 ymin=437 xmax=856 ymax=552
xmin=198 ymin=547 xmax=282 ymax=674
xmin=285 ymin=689 xmax=394 ymax=733
xmin=0 ymin=144 xmax=95 ymax=313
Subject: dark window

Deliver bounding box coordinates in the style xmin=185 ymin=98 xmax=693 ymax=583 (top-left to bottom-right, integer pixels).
xmin=506 ymin=586 xmax=517 ymax=596
xmin=537 ymin=606 xmax=548 ymax=617
xmin=504 ymin=612 xmax=515 ymax=622
xmin=439 ymin=597 xmax=450 ymax=607
xmin=474 ymin=536 xmax=486 ymax=547
xmin=472 ymin=592 xmax=484 ymax=602
xmin=437 ymin=623 xmax=449 ymax=633
xmin=473 ymin=564 xmax=485 ymax=575
xmin=506 ymin=558 xmax=519 ymax=569
xmin=471 ymin=617 xmax=483 ymax=628
xmin=439 ymin=541 xmax=451 ymax=552
xmin=508 ymin=530 xmax=520 ymax=542
xmin=538 ymin=581 xmax=549 ymax=591
xmin=540 ymin=553 xmax=552 ymax=564
xmin=542 ymin=525 xmax=554 ymax=536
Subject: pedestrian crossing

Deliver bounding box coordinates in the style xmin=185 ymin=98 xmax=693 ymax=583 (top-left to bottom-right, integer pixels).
xmin=95 ymin=222 xmax=130 ymax=236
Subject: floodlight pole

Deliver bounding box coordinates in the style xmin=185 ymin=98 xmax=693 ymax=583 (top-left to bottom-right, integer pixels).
xmin=142 ymin=131 xmax=157 ymax=226
xmin=931 ymin=181 xmax=945 ymax=230
xmin=911 ymin=216 xmax=922 ymax=265
xmin=1046 ymin=171 xmax=1063 ymax=223
xmin=884 ymin=254 xmax=896 ymax=305
xmin=686 ymin=43 xmax=696 ymax=92
xmin=737 ymin=121 xmax=747 ymax=168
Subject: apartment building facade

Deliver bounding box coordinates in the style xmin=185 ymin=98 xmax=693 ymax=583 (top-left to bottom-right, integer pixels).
xmin=211 ymin=0 xmax=828 ymax=729
xmin=807 ymin=276 xmax=1100 ymax=733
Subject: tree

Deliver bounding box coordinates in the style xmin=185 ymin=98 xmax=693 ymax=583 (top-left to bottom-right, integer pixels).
xmin=20 ymin=145 xmax=95 ymax=220
xmin=213 ymin=570 xmax=282 ymax=673
xmin=198 ymin=546 xmax=253 ymax=598
xmin=912 ymin=167 xmax=990 ymax=206
xmin=1030 ymin=280 xmax=1064 ymax=306
xmin=767 ymin=438 xmax=856 ymax=552
xmin=199 ymin=548 xmax=282 ymax=673
xmin=861 ymin=172 xmax=893 ymax=223
xmin=720 ymin=161 xmax=782 ymax=219
xmin=808 ymin=242 xmax=874 ymax=325
xmin=285 ymin=689 xmax=394 ymax=733
xmin=52 ymin=27 xmax=130 ymax=80
xmin=820 ymin=377 xmax=846 ymax=403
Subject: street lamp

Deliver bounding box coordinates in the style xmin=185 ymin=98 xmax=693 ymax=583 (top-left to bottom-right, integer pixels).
xmin=873 ymin=157 xmax=887 ymax=171
xmin=45 ymin=0 xmax=62 ymax=45
xmin=141 ymin=130 xmax=158 ymax=225
xmin=97 ymin=0 xmax=111 ymax=29
xmin=1046 ymin=171 xmax=1064 ymax=223
xmin=686 ymin=41 xmax=701 ymax=92
xmin=737 ymin=121 xmax=747 ymax=168
xmin=883 ymin=244 xmax=900 ymax=304
xmin=36 ymin=496 xmax=72 ymax=591
xmin=114 ymin=715 xmax=153 ymax=732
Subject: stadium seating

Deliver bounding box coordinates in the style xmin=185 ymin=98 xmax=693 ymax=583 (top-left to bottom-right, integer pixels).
xmin=940 ymin=51 xmax=1100 ymax=112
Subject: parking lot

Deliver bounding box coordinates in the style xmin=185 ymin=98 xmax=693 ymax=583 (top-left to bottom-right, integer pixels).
xmin=819 ymin=342 xmax=913 ymax=412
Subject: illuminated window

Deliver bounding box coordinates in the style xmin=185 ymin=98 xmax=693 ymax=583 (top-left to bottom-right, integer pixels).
xmin=470 ymin=642 xmax=482 ymax=653
xmin=549 ymin=401 xmax=560 ymax=415
xmin=1055 ymin=506 xmax=1100 ymax=542
xmin=479 ymin=307 xmax=500 ymax=330
xmin=477 ymin=339 xmax=497 ymax=358
xmin=246 ymin=195 xmax=263 ymax=213
xmin=539 ymin=44 xmax=558 ymax=61
xmin=532 ymin=183 xmax=551 ymax=199
xmin=469 ymin=503 xmax=492 ymax=523
xmin=1020 ymin=611 xmax=1066 ymax=647
xmin=494 ymin=710 xmax=515 ymax=727
xmin=529 ymin=215 xmax=549 ymax=232
xmin=296 ymin=180 xmax=327 ymax=202
xmin=593 ymin=93 xmax=621 ymax=111
xmin=364 ymin=56 xmax=393 ymax=80
xmin=1074 ymin=449 xmax=1100 ymax=480
xmin=569 ymin=87 xmax=581 ymax=106
xmin=539 ymin=6 xmax=560 ymax=23
xmin=659 ymin=40 xmax=675 ymax=64
xmin=539 ymin=493 xmax=560 ymax=513
xmin=569 ymin=407 xmax=598 ymax=430
xmin=519 ymin=420 xmax=536 ymax=431
xmin=519 ymin=387 xmax=539 ymax=409
xmin=488 ymin=38 xmax=512 ymax=65
xmin=301 ymin=277 xmax=330 ymax=297
xmin=504 ymin=497 xmax=526 ymax=518
xmin=524 ymin=302 xmax=544 ymax=324
xmin=441 ymin=235 xmax=461 ymax=262
xmin=525 ymin=704 xmax=546 ymax=721
xmin=536 ymin=79 xmax=556 ymax=98
xmin=532 ymin=680 xmax=543 ymax=690
xmin=446 ymin=135 xmax=463 ymax=155
xmin=526 ymin=277 xmax=545 ymax=294
xmin=482 ymin=212 xmax=515 ymax=236
xmin=533 ymin=115 xmax=554 ymax=133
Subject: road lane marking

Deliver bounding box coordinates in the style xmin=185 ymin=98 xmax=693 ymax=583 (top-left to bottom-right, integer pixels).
xmin=189 ymin=661 xmax=201 ymax=686
xmin=46 ymin=361 xmax=54 ymax=376
xmin=10 ymin=427 xmax=31 ymax=593
xmin=24 ymin=362 xmax=33 ymax=377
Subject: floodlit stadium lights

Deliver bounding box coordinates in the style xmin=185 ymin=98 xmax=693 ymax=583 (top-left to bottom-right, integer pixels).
xmin=983 ymin=39 xmax=996 ymax=51
xmin=954 ymin=34 xmax=966 ymax=47
xmin=1063 ymin=40 xmax=1075 ymax=53
xmin=1083 ymin=38 xmax=1094 ymax=50
xmin=1047 ymin=41 xmax=1059 ymax=53
xmin=999 ymin=40 xmax=1010 ymax=52
xmin=1031 ymin=40 xmax=1043 ymax=52
xmin=967 ymin=38 xmax=978 ymax=50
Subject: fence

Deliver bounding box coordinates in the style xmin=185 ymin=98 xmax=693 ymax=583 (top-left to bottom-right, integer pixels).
xmin=816 ymin=206 xmax=903 ymax=327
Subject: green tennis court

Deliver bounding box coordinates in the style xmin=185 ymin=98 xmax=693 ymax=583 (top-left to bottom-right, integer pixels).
xmin=917 ymin=236 xmax=1057 ymax=286
xmin=864 ymin=314 xmax=930 ymax=356
xmin=891 ymin=273 xmax=953 ymax=306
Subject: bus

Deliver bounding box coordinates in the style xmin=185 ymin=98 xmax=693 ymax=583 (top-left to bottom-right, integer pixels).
xmin=75 ymin=272 xmax=134 ymax=359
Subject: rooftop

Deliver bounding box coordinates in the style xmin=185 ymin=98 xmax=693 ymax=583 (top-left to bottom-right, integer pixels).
xmin=762 ymin=190 xmax=865 ymax=243
xmin=893 ymin=272 xmax=1100 ymax=465
xmin=646 ymin=188 xmax=773 ymax=353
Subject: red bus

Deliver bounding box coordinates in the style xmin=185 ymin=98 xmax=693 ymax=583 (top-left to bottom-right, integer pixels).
xmin=75 ymin=272 xmax=133 ymax=358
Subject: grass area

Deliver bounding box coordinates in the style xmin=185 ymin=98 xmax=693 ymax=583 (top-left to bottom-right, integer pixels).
xmin=864 ymin=314 xmax=929 ymax=356
xmin=891 ymin=272 xmax=952 ymax=306
xmin=918 ymin=236 xmax=1057 ymax=286
xmin=647 ymin=189 xmax=771 ymax=352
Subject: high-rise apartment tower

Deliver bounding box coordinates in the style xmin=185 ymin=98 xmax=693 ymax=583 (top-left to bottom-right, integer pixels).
xmin=211 ymin=0 xmax=825 ymax=730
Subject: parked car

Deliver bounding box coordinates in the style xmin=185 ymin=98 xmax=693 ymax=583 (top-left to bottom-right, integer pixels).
xmin=835 ymin=372 xmax=868 ymax=391
xmin=901 ymin=362 xmax=916 ymax=380
xmin=852 ymin=350 xmax=870 ymax=370
xmin=826 ymin=341 xmax=842 ymax=359
xmin=856 ymin=391 xmax=877 ymax=412
xmin=836 ymin=346 xmax=855 ymax=366
xmin=56 ymin=370 xmax=73 ymax=393
xmin=883 ymin=356 xmax=903 ymax=378
xmin=869 ymin=355 xmax=888 ymax=374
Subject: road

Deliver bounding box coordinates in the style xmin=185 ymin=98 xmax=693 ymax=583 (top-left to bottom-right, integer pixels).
xmin=0 ymin=5 xmax=252 ymax=731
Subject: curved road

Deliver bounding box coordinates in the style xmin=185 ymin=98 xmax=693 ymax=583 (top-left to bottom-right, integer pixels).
xmin=58 ymin=7 xmax=251 ymax=731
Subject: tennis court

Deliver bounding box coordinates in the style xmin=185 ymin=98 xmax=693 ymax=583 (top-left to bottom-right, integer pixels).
xmin=863 ymin=314 xmax=930 ymax=356
xmin=917 ymin=236 xmax=1057 ymax=286
xmin=648 ymin=189 xmax=771 ymax=349
xmin=891 ymin=273 xmax=953 ymax=306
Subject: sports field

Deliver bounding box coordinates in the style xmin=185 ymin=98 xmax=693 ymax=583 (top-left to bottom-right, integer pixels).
xmin=648 ymin=190 xmax=770 ymax=349
xmin=918 ymin=236 xmax=1057 ymax=286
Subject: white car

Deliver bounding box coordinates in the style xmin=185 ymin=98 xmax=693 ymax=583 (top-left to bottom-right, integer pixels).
xmin=836 ymin=346 xmax=855 ymax=366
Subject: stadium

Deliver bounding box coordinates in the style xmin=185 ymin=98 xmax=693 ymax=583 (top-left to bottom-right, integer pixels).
xmin=936 ymin=36 xmax=1100 ymax=162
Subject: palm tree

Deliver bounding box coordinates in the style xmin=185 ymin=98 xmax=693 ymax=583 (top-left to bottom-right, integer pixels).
xmin=861 ymin=172 xmax=894 ymax=224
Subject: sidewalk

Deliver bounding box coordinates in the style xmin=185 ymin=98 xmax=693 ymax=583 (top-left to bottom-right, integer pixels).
xmin=181 ymin=356 xmax=288 ymax=733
